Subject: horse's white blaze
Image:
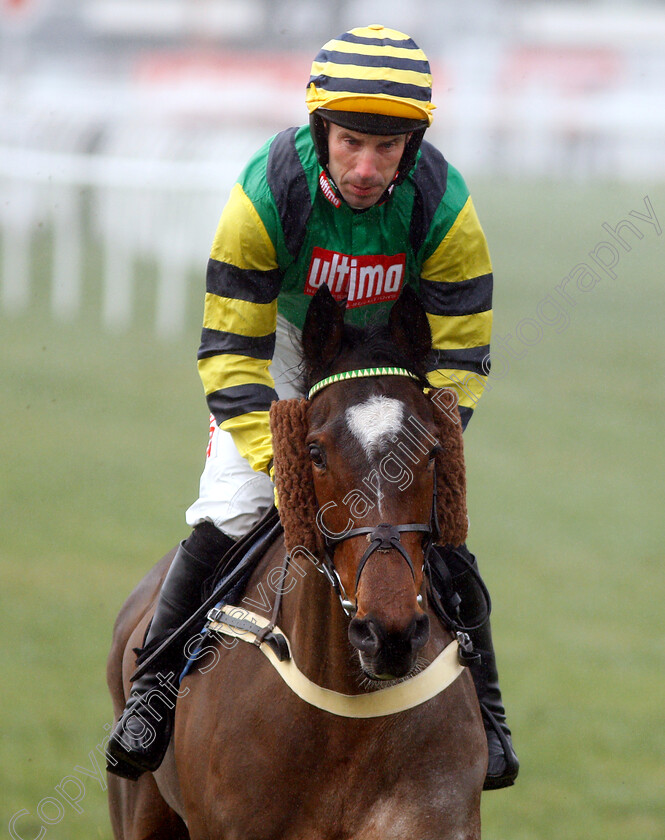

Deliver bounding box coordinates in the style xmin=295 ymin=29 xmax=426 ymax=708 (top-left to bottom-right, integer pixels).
xmin=345 ymin=396 xmax=405 ymax=517
xmin=345 ymin=396 xmax=404 ymax=458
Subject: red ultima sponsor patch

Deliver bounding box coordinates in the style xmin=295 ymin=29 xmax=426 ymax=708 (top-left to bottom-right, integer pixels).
xmin=304 ymin=247 xmax=406 ymax=309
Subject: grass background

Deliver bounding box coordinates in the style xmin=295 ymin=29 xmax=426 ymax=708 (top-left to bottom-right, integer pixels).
xmin=1 ymin=179 xmax=664 ymax=839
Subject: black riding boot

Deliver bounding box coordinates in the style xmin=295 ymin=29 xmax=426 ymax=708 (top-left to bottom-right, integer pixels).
xmin=106 ymin=522 xmax=234 ymax=780
xmin=433 ymin=544 xmax=519 ymax=791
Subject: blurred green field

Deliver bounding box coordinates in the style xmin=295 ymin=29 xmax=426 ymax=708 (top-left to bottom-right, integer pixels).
xmin=1 ymin=179 xmax=664 ymax=839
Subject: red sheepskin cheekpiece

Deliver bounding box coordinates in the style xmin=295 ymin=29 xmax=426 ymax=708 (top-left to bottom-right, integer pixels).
xmin=269 ymin=399 xmax=322 ymax=558
xmin=428 ymin=389 xmax=468 ymax=547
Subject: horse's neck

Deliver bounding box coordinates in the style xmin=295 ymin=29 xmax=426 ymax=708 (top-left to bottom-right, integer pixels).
xmin=245 ymin=539 xmax=361 ymax=693
xmin=284 ymin=552 xmax=360 ymax=692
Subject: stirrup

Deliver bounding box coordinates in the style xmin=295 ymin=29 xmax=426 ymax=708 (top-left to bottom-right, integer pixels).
xmin=106 ymin=698 xmax=175 ymax=780
xmin=479 ymin=702 xmax=519 ymax=790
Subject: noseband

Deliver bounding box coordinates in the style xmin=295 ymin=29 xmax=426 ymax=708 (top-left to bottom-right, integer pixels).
xmin=323 ymin=521 xmax=436 ymax=617
xmin=308 ymin=367 xmax=440 ymax=618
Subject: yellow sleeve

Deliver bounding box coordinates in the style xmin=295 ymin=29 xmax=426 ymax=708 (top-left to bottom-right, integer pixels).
xmin=419 ymin=196 xmax=493 ymax=417
xmin=198 ymin=183 xmax=281 ymax=473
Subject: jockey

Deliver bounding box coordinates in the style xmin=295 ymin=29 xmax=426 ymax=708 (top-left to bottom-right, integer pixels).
xmin=106 ymin=24 xmax=519 ymax=790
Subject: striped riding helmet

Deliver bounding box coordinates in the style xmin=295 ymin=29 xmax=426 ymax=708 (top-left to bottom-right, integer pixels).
xmin=306 ymin=25 xmax=435 ymax=183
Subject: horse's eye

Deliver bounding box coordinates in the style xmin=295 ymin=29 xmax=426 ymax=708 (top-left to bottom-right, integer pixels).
xmin=308 ymin=444 xmax=326 ymax=468
xmin=428 ymin=445 xmax=441 ymax=462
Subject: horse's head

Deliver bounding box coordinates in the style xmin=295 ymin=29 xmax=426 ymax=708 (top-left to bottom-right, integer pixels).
xmin=271 ymin=286 xmax=468 ymax=682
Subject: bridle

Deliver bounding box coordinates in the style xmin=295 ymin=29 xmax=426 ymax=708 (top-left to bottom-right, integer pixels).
xmin=321 ymin=516 xmax=438 ymax=618
xmin=307 ymin=366 xmax=440 ymax=618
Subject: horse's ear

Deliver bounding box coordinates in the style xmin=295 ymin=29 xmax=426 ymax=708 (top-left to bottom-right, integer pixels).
xmin=269 ymin=399 xmax=324 ymax=558
xmin=427 ymin=389 xmax=468 ymax=547
xmin=302 ymin=285 xmax=346 ymax=379
xmin=389 ymin=287 xmax=432 ymax=365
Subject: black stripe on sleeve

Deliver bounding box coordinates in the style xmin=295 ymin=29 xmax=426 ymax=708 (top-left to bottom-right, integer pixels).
xmin=206 ymin=259 xmax=281 ymax=304
xmin=409 ymin=141 xmax=448 ymax=257
xmin=198 ymin=328 xmax=276 ymax=362
xmin=420 ymin=273 xmax=493 ymax=316
xmin=207 ymin=383 xmax=279 ymax=425
xmin=266 ymin=128 xmax=313 ymax=258
xmin=428 ymin=346 xmax=491 ymax=377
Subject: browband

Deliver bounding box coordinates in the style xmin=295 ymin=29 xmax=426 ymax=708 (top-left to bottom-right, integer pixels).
xmin=308 ymin=367 xmax=420 ymax=400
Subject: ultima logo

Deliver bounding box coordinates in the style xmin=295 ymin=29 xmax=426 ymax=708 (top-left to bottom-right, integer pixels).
xmin=318 ymin=172 xmax=341 ymax=208
xmin=304 ymin=247 xmax=406 ymax=308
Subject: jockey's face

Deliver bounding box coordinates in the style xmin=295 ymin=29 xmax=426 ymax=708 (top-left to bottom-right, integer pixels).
xmin=326 ymin=122 xmax=407 ymax=210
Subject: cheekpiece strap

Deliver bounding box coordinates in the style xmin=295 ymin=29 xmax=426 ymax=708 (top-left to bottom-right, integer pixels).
xmin=308 ymin=367 xmax=420 ymax=400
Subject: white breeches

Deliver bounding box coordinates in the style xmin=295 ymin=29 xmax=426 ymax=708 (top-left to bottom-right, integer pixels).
xmin=185 ymin=315 xmax=304 ymax=539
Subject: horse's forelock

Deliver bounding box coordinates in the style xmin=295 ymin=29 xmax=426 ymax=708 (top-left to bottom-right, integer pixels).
xmin=301 ymin=322 xmax=430 ymax=390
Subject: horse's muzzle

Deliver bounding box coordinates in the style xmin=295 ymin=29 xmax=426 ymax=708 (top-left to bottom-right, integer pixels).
xmin=348 ymin=611 xmax=430 ymax=680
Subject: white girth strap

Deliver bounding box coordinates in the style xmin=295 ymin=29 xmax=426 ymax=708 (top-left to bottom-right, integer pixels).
xmin=208 ymin=605 xmax=465 ymax=718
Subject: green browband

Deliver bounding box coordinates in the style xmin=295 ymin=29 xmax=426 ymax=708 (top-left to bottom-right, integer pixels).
xmin=307 ymin=367 xmax=420 ymax=400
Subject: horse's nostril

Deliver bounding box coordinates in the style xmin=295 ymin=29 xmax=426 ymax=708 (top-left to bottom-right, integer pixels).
xmin=411 ymin=612 xmax=430 ymax=652
xmin=348 ymin=617 xmax=381 ymax=656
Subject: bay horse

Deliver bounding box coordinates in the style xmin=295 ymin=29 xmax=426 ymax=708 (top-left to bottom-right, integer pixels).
xmin=106 ymin=286 xmax=487 ymax=840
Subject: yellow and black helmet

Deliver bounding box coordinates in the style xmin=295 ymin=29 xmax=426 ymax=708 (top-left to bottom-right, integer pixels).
xmin=307 ymin=25 xmax=434 ymax=183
